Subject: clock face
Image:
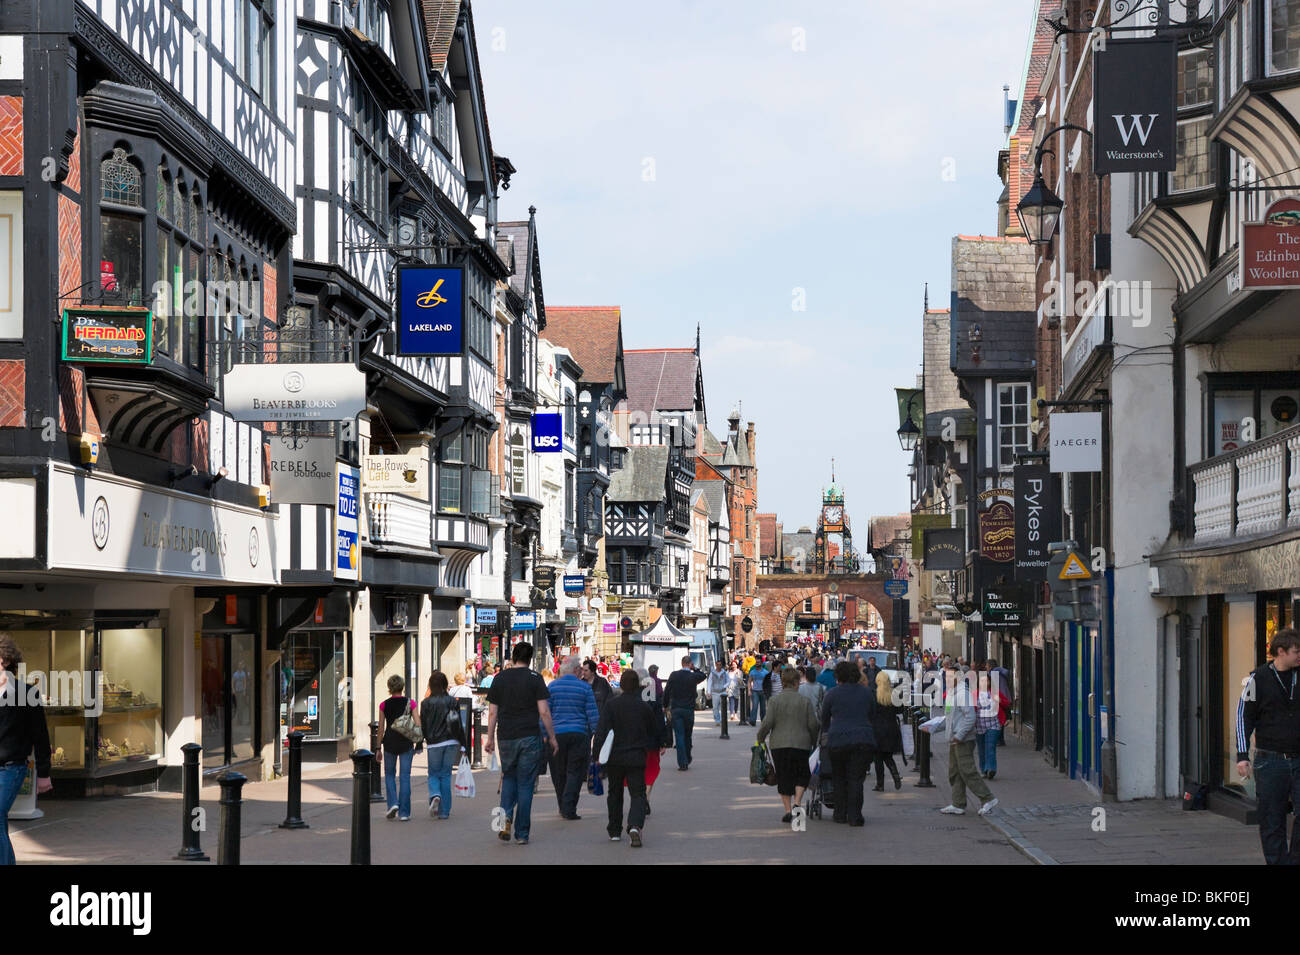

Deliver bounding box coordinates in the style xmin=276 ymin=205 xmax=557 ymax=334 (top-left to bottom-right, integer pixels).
xmin=825 ymin=506 xmax=842 ymax=524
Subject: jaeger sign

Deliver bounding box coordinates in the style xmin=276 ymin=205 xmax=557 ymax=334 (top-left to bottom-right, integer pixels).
xmin=1093 ymin=38 xmax=1177 ymax=175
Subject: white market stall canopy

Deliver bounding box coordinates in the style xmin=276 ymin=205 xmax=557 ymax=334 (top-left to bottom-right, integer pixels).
xmin=629 ymin=615 xmax=691 ymax=646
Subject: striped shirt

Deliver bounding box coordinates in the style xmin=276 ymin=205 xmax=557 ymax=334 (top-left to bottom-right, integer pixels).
xmin=547 ymin=674 xmax=600 ymax=736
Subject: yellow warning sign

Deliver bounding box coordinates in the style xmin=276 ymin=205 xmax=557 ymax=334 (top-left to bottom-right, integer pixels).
xmin=1059 ymin=552 xmax=1091 ymax=580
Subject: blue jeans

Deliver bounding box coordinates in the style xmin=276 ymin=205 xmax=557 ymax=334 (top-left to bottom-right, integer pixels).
xmin=713 ymin=692 xmax=727 ymax=725
xmin=0 ymin=764 xmax=28 ymax=865
xmin=671 ymin=706 xmax=695 ymax=769
xmin=750 ymin=691 xmax=767 ymax=724
xmin=384 ymin=748 xmax=414 ymax=818
xmin=976 ymin=728 xmax=1000 ymax=774
xmin=1255 ymin=751 xmax=1300 ymax=865
xmin=426 ymin=744 xmax=458 ymax=818
xmin=499 ymin=735 xmax=543 ymax=840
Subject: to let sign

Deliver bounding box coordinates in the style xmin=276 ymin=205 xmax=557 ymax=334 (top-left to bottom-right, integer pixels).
xmin=1240 ymin=197 xmax=1300 ymax=290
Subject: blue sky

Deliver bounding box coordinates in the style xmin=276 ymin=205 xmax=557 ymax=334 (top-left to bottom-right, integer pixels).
xmin=477 ymin=0 xmax=1036 ymax=532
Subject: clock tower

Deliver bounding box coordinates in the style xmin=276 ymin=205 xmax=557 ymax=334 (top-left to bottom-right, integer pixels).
xmin=816 ymin=463 xmax=854 ymax=574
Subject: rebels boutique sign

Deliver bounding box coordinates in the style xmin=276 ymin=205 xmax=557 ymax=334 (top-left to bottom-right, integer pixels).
xmin=1014 ymin=464 xmax=1060 ymax=582
xmin=1093 ymin=39 xmax=1176 ymax=175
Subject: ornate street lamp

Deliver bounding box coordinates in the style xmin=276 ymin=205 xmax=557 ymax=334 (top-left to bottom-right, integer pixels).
xmin=1015 ymin=123 xmax=1091 ymax=246
xmin=897 ymin=390 xmax=922 ymax=452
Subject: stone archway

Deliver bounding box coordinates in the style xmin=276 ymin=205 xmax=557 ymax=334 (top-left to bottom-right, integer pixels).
xmin=753 ymin=573 xmax=898 ymax=648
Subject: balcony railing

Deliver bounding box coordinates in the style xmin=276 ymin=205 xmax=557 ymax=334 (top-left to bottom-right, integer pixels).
xmin=367 ymin=493 xmax=432 ymax=549
xmin=1189 ymin=422 xmax=1300 ymax=542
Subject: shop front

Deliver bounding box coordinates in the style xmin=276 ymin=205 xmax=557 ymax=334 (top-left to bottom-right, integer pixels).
xmin=472 ymin=604 xmax=508 ymax=674
xmin=197 ymin=594 xmax=263 ymax=779
xmin=274 ymin=592 xmax=352 ymax=768
xmin=370 ymin=592 xmax=421 ymax=723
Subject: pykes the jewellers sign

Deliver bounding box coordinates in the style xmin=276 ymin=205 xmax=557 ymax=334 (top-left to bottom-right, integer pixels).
xmin=223 ymin=363 xmax=366 ymax=422
xmin=1094 ymin=38 xmax=1177 ymax=175
xmin=1014 ymin=464 xmax=1060 ymax=582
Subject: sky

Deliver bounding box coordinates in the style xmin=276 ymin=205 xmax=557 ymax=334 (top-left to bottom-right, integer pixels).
xmin=476 ymin=0 xmax=1037 ymax=533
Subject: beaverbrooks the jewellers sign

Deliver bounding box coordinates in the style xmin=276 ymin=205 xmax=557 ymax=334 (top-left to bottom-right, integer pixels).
xmin=223 ymin=363 xmax=366 ymax=422
xmin=1093 ymin=38 xmax=1176 ymax=175
xmin=1240 ymin=197 xmax=1300 ymax=290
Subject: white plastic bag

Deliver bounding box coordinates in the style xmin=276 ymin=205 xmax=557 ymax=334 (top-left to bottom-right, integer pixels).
xmin=454 ymin=755 xmax=476 ymax=799
xmin=919 ymin=715 xmax=945 ymax=734
xmin=808 ymin=746 xmax=820 ymax=773
xmin=488 ymin=751 xmax=499 ymax=772
xmin=900 ymin=723 xmax=915 ymax=759
xmin=598 ymin=730 xmax=614 ymax=765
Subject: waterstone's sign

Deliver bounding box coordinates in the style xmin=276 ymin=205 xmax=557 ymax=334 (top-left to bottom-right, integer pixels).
xmin=1093 ymin=38 xmax=1177 ymax=175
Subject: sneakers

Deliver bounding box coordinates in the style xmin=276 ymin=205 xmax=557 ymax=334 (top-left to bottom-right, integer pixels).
xmin=429 ymin=795 xmax=441 ymax=818
xmin=629 ymin=828 xmax=642 ymax=848
xmin=398 ymin=815 xmax=410 ymax=821
xmin=978 ymin=797 xmax=999 ymax=816
xmin=609 ymin=834 xmax=621 ymax=842
xmin=385 ymin=806 xmax=399 ymax=820
xmin=939 ymin=804 xmax=966 ymax=815
xmin=514 ymin=837 xmax=529 ymax=846
xmin=498 ymin=818 xmax=512 ymax=842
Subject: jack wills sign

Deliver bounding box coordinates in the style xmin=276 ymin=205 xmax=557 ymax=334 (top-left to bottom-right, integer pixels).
xmin=1014 ymin=464 xmax=1060 ymax=582
xmin=923 ymin=527 xmax=966 ymax=571
xmin=1094 ymin=39 xmax=1177 ymax=175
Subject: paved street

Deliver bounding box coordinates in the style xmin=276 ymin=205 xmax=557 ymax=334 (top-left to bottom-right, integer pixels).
xmin=10 ymin=712 xmax=1265 ymax=865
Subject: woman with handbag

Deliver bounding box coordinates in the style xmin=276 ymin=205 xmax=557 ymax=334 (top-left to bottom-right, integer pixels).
xmin=379 ymin=674 xmax=421 ymax=821
xmin=420 ymin=671 xmax=467 ymax=819
xmin=594 ymin=669 xmax=663 ymax=847
xmin=755 ymin=666 xmax=820 ymax=823
xmin=870 ymin=670 xmax=904 ymax=791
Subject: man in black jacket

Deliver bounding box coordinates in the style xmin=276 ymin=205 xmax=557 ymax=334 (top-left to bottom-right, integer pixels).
xmin=1236 ymin=628 xmax=1300 ymax=864
xmin=0 ymin=634 xmax=52 ymax=866
xmin=663 ymin=656 xmax=708 ymax=771
xmin=583 ymin=659 xmax=612 ymax=716
xmin=595 ymin=670 xmax=663 ymax=846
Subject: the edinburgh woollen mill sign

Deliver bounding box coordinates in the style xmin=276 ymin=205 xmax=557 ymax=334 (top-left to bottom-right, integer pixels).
xmin=1240 ymin=197 xmax=1300 ymax=290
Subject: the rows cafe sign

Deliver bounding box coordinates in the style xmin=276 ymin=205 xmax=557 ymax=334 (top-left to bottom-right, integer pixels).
xmin=1241 ymin=197 xmax=1300 ymax=290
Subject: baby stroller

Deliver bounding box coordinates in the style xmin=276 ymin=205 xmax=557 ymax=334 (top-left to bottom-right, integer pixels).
xmin=806 ymin=747 xmax=834 ymax=820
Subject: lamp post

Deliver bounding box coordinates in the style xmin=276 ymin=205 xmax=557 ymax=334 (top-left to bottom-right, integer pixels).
xmin=1015 ymin=123 xmax=1092 ymax=246
xmin=897 ymin=391 xmax=922 ymax=452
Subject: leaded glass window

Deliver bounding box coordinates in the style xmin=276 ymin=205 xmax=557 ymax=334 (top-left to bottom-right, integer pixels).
xmin=101 ymin=148 xmax=141 ymax=206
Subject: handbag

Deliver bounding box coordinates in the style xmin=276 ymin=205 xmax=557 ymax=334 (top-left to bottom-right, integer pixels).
xmin=453 ymin=755 xmax=476 ymax=799
xmin=587 ymin=760 xmax=604 ymax=796
xmin=749 ymin=744 xmax=767 ymax=784
xmin=390 ymin=699 xmax=424 ymax=745
xmin=598 ymin=729 xmax=614 ymax=765
xmin=763 ymin=746 xmax=778 ymax=786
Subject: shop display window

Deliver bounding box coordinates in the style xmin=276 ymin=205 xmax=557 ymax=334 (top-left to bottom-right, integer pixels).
xmin=280 ymin=632 xmax=348 ymax=742
xmin=96 ymin=629 xmax=164 ymax=766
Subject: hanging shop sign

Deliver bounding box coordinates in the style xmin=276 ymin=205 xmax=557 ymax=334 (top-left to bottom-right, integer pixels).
xmin=223 ymin=363 xmax=366 ymax=422
xmin=910 ymin=513 xmax=949 ymax=557
xmin=396 ymin=264 xmax=464 ymax=356
xmin=923 ymin=527 xmax=966 ymax=571
xmin=1014 ymin=464 xmax=1060 ymax=582
xmin=362 ymin=452 xmax=428 ymax=500
xmin=602 ymin=621 xmax=617 ymax=634
xmin=883 ymin=579 xmax=908 ymax=598
xmin=975 ymin=487 xmax=1014 ymax=502
xmin=1240 ymin=197 xmax=1300 ymax=290
xmin=531 ymin=413 xmax=563 ymax=452
xmin=563 ymin=574 xmax=586 ymax=595
xmin=1049 ymin=412 xmax=1103 ymax=473
xmin=983 ymin=586 xmax=1026 ymax=629
xmin=979 ymin=502 xmax=1015 ymax=563
xmin=335 ymin=463 xmax=360 ymax=582
xmin=61 ymin=307 xmax=153 ymax=364
xmin=475 ymin=607 xmax=498 ymax=625
xmin=269 ymin=435 xmax=336 ymax=506
xmin=534 ymin=567 xmax=556 ymax=592
xmin=1093 ymin=38 xmax=1177 ymax=175
xmin=512 ymin=611 xmax=537 ymax=631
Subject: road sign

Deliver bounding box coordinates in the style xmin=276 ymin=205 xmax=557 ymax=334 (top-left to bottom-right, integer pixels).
xmin=883 ymin=579 xmax=908 ymax=598
xmin=1059 ymin=552 xmax=1091 ymax=580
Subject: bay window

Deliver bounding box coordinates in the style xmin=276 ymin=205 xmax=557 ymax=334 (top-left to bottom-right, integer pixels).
xmin=439 ymin=429 xmax=463 ymax=512
xmin=1270 ymin=0 xmax=1300 ymax=74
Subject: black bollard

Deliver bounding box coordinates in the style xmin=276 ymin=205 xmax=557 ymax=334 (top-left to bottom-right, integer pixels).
xmin=368 ymin=721 xmax=383 ymax=802
xmin=472 ymin=706 xmax=484 ymax=769
xmin=175 ymin=742 xmax=209 ymax=861
xmin=915 ymin=718 xmax=936 ymax=788
xmin=350 ymin=749 xmax=372 ymax=865
xmin=719 ymin=692 xmax=729 ymax=740
xmin=217 ymin=771 xmax=247 ymax=865
xmin=740 ymin=685 xmax=749 ymax=726
xmin=279 ymin=731 xmax=309 ymax=829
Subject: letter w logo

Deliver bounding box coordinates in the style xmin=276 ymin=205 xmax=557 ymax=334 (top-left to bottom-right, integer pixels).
xmin=1112 ymin=114 xmax=1158 ymax=146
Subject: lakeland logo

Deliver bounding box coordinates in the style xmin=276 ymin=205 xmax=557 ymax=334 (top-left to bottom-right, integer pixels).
xmin=416 ymin=279 xmax=448 ymax=308
xmin=409 ymin=323 xmax=453 ymax=332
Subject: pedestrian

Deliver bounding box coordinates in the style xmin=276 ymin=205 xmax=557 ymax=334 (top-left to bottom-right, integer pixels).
xmin=378 ymin=674 xmax=419 ymax=821
xmin=769 ymin=658 xmax=785 ymax=697
xmin=975 ymin=661 xmax=1009 ymax=780
xmin=547 ymin=655 xmax=600 ymax=821
xmin=748 ymin=658 xmax=770 ymax=725
xmin=870 ymin=670 xmax=904 ymax=791
xmin=728 ymin=663 xmax=743 ymax=720
xmin=485 ymin=642 xmax=558 ymax=846
xmin=420 ymin=671 xmax=466 ymax=820
xmin=817 ymin=659 xmax=838 ymax=691
xmin=583 ymin=659 xmax=613 ymax=716
xmin=756 ymin=667 xmax=820 ymax=823
xmin=595 ymin=669 xmax=663 ymax=847
xmin=708 ymin=659 xmax=731 ymax=725
xmin=1236 ymin=628 xmax=1300 ymax=864
xmin=818 ymin=660 xmax=877 ymax=827
xmin=637 ymin=666 xmax=669 ymax=814
xmin=938 ymin=664 xmax=998 ymax=816
xmin=0 ymin=634 xmax=52 ymax=865
xmin=799 ymin=665 xmax=826 ymax=712
xmin=663 ymin=655 xmax=707 ymax=770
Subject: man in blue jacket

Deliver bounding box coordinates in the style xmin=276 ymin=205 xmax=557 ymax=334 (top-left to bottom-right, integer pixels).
xmin=547 ymin=655 xmax=600 ymax=820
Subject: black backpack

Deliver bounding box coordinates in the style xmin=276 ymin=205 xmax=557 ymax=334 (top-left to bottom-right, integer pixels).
xmin=762 ymin=671 xmax=772 ymax=695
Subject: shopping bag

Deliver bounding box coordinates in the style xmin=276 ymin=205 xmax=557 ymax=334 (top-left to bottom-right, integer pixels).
xmin=900 ymin=722 xmax=915 ymax=759
xmin=919 ymin=715 xmax=945 ymax=734
xmin=488 ymin=751 xmax=499 ymax=772
xmin=453 ymin=755 xmax=476 ymax=799
xmin=598 ymin=730 xmax=614 ymax=765
xmin=587 ymin=759 xmax=604 ymax=796
xmin=808 ymin=746 xmax=820 ymax=773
